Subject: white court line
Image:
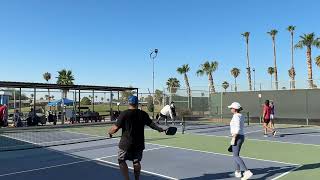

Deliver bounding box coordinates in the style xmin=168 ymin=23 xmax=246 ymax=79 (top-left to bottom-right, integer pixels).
xmin=271 ymin=165 xmax=303 ymax=180
xmin=97 ymin=159 xmax=178 ymax=180
xmin=244 ymin=129 xmax=263 ymax=135
xmin=145 ymin=142 xmax=299 ymax=166
xmin=64 ymin=129 xmax=305 ymax=165
xmin=0 ymin=154 xmax=116 ymax=177
xmin=184 ymin=131 xmax=320 ymax=147
xmin=0 ymin=146 xmax=168 ymax=177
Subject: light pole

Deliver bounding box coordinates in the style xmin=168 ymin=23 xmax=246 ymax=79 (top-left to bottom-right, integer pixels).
xmin=253 ymin=68 xmax=256 ymax=91
xmin=150 ymin=49 xmax=158 ymax=119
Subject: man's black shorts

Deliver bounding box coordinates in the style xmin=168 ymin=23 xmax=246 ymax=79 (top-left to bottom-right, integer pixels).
xmin=118 ymin=149 xmax=143 ymax=163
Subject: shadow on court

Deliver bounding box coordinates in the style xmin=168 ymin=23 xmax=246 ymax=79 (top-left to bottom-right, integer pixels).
xmin=0 ymin=143 xmax=167 ymax=180
xmin=180 ymin=166 xmax=296 ymax=180
xmin=293 ymin=162 xmax=320 ymax=172
xmin=279 ymin=131 xmax=320 ymax=137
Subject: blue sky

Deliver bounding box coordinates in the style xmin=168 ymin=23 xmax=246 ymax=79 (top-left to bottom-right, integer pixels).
xmin=1 ymin=0 xmax=320 ymax=92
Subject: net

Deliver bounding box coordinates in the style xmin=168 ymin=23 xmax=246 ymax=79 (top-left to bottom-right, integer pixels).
xmin=180 ymin=113 xmax=250 ymax=133
xmin=0 ymin=122 xmax=119 ymax=152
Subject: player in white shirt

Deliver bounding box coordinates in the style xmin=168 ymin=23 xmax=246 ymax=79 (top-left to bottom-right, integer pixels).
xmin=228 ymin=102 xmax=253 ymax=180
xmin=156 ymin=102 xmax=176 ymax=125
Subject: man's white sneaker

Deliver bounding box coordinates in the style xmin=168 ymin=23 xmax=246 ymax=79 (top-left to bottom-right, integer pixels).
xmin=235 ymin=171 xmax=242 ymax=178
xmin=241 ymin=170 xmax=253 ymax=180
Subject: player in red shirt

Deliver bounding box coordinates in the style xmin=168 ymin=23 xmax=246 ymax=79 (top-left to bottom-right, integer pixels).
xmin=262 ymin=100 xmax=276 ymax=137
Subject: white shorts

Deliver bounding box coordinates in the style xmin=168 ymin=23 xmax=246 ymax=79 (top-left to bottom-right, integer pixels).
xmin=270 ymin=114 xmax=274 ymax=120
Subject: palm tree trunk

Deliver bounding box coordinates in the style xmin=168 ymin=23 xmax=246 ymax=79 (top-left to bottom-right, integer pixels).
xmin=234 ymin=78 xmax=237 ymax=92
xmin=307 ymin=47 xmax=313 ymax=88
xmin=272 ymin=37 xmax=279 ymax=90
xmin=184 ymin=74 xmax=192 ymax=109
xmin=246 ymin=40 xmax=252 ymax=91
xmin=271 ymin=75 xmax=273 ymax=89
xmin=291 ymin=32 xmax=295 ymax=89
xmin=208 ymin=73 xmax=215 ymax=93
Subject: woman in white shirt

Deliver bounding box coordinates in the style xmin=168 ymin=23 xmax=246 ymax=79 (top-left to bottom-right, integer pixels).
xmin=228 ymin=102 xmax=253 ymax=180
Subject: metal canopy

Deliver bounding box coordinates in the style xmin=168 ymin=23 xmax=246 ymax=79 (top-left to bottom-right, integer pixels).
xmin=0 ymin=81 xmax=137 ymax=92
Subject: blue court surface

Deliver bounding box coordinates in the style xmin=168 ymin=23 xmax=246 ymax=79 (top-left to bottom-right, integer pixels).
xmin=0 ymin=134 xmax=299 ymax=180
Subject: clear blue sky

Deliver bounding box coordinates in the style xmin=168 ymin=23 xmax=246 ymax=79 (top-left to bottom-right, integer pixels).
xmin=1 ymin=0 xmax=320 ymax=92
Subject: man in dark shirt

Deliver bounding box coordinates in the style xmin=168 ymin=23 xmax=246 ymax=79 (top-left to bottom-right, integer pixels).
xmin=108 ymin=96 xmax=164 ymax=180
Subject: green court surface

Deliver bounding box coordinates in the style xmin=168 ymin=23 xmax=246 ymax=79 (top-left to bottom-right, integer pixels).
xmin=69 ymin=124 xmax=320 ymax=180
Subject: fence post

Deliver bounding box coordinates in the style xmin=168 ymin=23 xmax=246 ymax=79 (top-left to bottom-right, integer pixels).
xmin=247 ymin=112 xmax=250 ymax=126
xmin=306 ymin=89 xmax=309 ymax=126
xmin=182 ymin=116 xmax=185 ymax=134
xmin=220 ymin=92 xmax=223 ymax=119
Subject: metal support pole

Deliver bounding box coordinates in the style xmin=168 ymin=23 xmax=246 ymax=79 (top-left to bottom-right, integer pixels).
xmin=13 ymin=89 xmax=16 ymax=109
xmin=152 ymin=58 xmax=155 ymax=119
xmin=110 ymin=91 xmax=113 ymax=118
xmin=306 ymin=89 xmax=309 ymax=126
xmin=19 ymin=88 xmax=22 ymax=113
xmin=78 ymin=89 xmax=81 ymax=122
xmin=92 ymin=90 xmax=95 ymax=112
xmin=220 ymin=92 xmax=223 ymax=119
xmin=33 ymin=87 xmax=36 ymax=117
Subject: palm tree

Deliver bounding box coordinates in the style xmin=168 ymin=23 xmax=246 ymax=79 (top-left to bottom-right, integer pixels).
xmin=196 ymin=61 xmax=218 ymax=93
xmin=177 ymin=64 xmax=192 ymax=109
xmin=43 ymin=72 xmax=52 ymax=102
xmin=295 ymin=33 xmax=320 ymax=88
xmin=316 ymin=55 xmax=320 ymax=67
xmin=231 ymin=68 xmax=240 ymax=92
xmin=166 ymin=78 xmax=180 ymax=94
xmin=241 ymin=32 xmax=252 ymax=91
xmin=56 ymin=69 xmax=75 ymax=98
xmin=267 ymin=29 xmax=279 ymax=90
xmin=56 ymin=69 xmax=75 ymax=124
xmin=268 ymin=67 xmax=275 ymax=89
xmin=287 ymin=26 xmax=296 ymax=89
xmin=222 ymin=81 xmax=229 ymax=92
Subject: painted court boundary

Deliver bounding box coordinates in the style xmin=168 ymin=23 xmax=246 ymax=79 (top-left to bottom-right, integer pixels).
xmin=1 ymin=128 xmax=301 ymax=179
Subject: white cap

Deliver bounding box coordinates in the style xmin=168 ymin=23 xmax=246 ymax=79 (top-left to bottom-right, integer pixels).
xmin=228 ymin=102 xmax=242 ymax=110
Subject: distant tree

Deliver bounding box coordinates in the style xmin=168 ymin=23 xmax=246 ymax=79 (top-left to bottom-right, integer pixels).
xmin=146 ymin=95 xmax=154 ymax=112
xmin=295 ymin=33 xmax=320 ymax=88
xmin=287 ymin=25 xmax=296 ymax=89
xmin=81 ymin=97 xmax=92 ymax=105
xmin=120 ymin=87 xmax=135 ymax=103
xmin=101 ymin=97 xmax=104 ymax=102
xmin=222 ymin=81 xmax=230 ymax=92
xmin=267 ymin=29 xmax=279 ymax=90
xmin=268 ymin=67 xmax=275 ymax=89
xmin=231 ymin=68 xmax=240 ymax=92
xmin=196 ymin=61 xmax=218 ymax=93
xmin=56 ymin=69 xmax=75 ymax=98
xmin=241 ymin=32 xmax=252 ymax=91
xmin=166 ymin=77 xmax=180 ymax=94
xmin=7 ymin=89 xmax=28 ymax=100
xmin=154 ymin=89 xmax=163 ymax=106
xmin=177 ymin=64 xmax=191 ymax=109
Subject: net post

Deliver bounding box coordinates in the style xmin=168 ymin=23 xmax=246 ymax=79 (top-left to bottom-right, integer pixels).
xmin=247 ymin=112 xmax=250 ymax=126
xmin=181 ymin=116 xmax=185 ymax=134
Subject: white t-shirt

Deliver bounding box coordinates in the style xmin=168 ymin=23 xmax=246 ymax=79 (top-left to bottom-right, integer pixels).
xmin=230 ymin=113 xmax=245 ymax=135
xmin=160 ymin=105 xmax=174 ymax=119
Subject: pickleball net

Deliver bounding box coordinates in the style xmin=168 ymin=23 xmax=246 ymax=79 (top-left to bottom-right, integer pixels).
xmin=0 ymin=122 xmax=119 ymax=152
xmin=180 ymin=112 xmax=250 ymax=132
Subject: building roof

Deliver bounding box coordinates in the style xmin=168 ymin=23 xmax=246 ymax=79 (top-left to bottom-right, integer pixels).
xmin=0 ymin=81 xmax=137 ymax=92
